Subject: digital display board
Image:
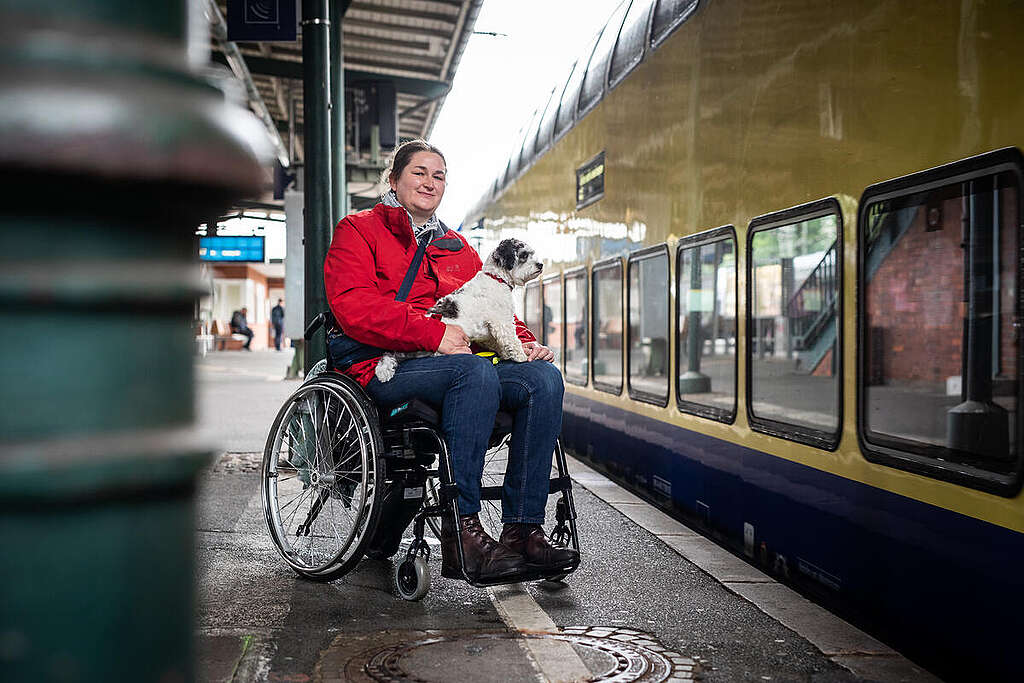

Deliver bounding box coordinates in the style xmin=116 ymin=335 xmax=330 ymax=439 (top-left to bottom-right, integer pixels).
xmin=576 ymin=150 xmax=605 ymax=210
xmin=199 ymin=236 xmax=265 ymax=262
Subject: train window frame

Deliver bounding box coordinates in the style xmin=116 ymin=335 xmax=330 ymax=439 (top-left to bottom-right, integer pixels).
xmin=563 ymin=266 xmax=589 ymax=386
xmin=609 ymin=0 xmax=656 ymax=89
xmin=510 ymin=109 xmax=542 ymax=180
xmin=529 ymin=86 xmax=559 ymax=160
xmin=856 ymin=148 xmax=1024 ymax=497
xmin=627 ymin=244 xmax=672 ymax=407
xmin=745 ymin=198 xmax=844 ymax=451
xmin=555 ymin=31 xmax=602 ymax=141
xmin=541 ymin=272 xmax=564 ymax=368
xmin=537 ymin=62 xmax=575 ymax=158
xmin=651 ymin=0 xmax=700 ymax=49
xmin=675 ymin=226 xmax=738 ymax=424
xmin=592 ymin=256 xmax=625 ymax=396
xmin=578 ymin=0 xmax=631 ymax=118
xmin=524 ymin=279 xmax=542 ymax=343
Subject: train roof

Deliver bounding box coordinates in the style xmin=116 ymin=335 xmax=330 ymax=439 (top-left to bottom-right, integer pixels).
xmin=464 ymin=0 xmax=700 ymax=225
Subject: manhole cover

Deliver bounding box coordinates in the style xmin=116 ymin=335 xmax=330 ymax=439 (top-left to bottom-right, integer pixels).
xmin=361 ymin=627 xmax=696 ymax=682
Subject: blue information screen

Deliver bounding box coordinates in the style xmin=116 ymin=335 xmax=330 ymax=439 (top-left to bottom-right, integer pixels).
xmin=199 ymin=236 xmax=265 ymax=262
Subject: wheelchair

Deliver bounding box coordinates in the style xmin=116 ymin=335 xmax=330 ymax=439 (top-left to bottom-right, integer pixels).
xmin=260 ymin=313 xmax=580 ymax=600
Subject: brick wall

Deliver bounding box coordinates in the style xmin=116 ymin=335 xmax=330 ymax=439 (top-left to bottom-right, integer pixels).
xmin=866 ymin=186 xmax=1017 ymax=386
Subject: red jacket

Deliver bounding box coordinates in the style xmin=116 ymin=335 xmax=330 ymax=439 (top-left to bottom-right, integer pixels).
xmin=324 ymin=203 xmax=536 ymax=386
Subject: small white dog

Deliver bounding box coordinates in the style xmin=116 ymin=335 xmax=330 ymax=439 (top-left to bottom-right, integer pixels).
xmin=374 ymin=238 xmax=544 ymax=382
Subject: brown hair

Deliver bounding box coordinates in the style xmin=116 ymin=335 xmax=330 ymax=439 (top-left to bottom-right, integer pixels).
xmin=382 ymin=139 xmax=446 ymax=186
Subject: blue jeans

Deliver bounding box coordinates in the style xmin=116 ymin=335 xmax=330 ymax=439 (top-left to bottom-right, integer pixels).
xmin=365 ymin=355 xmax=564 ymax=524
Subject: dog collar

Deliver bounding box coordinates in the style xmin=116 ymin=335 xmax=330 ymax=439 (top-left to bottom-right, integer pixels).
xmin=485 ymin=271 xmax=513 ymax=290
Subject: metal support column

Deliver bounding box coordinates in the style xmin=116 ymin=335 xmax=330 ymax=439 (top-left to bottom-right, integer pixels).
xmin=948 ymin=177 xmax=1009 ymax=459
xmin=330 ymin=0 xmax=350 ymax=225
xmin=0 ymin=0 xmax=268 ymax=680
xmin=679 ymin=247 xmax=711 ymax=394
xmin=303 ymin=0 xmax=332 ymax=374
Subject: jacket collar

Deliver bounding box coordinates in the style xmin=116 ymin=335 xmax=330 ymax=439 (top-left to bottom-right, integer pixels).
xmin=372 ymin=204 xmax=448 ymax=246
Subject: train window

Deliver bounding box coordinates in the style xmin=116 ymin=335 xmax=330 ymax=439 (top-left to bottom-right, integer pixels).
xmin=542 ymin=274 xmax=563 ymax=366
xmin=579 ymin=0 xmax=631 ymax=116
xmin=537 ymin=65 xmax=573 ymax=156
xmin=858 ymin=149 xmax=1023 ymax=495
xmin=529 ymin=87 xmax=559 ymax=159
xmin=628 ymin=245 xmax=670 ymax=406
xmin=513 ymin=108 xmax=544 ymax=178
xmin=564 ymin=267 xmax=589 ymax=385
xmin=677 ymin=228 xmax=737 ymax=422
xmin=610 ymin=0 xmax=655 ymax=88
xmin=592 ymin=258 xmax=624 ymax=394
xmin=747 ymin=200 xmax=841 ymax=449
xmin=524 ymin=280 xmax=542 ymax=342
xmin=555 ymin=32 xmax=601 ymax=139
xmin=651 ymin=0 xmax=699 ymax=48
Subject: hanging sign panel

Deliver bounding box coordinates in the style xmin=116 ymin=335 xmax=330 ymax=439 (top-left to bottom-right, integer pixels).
xmin=576 ymin=151 xmax=605 ymax=210
xmin=227 ymin=0 xmax=297 ymax=42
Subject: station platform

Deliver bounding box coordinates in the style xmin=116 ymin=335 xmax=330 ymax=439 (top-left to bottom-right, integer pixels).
xmin=194 ymin=350 xmax=939 ymax=682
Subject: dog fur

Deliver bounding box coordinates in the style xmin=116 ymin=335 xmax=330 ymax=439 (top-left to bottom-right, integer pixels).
xmin=374 ymin=238 xmax=543 ymax=382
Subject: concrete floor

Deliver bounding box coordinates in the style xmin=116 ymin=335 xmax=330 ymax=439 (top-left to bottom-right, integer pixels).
xmin=192 ymin=349 xmax=938 ymax=682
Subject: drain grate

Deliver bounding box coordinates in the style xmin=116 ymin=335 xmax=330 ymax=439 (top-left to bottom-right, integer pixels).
xmin=362 ymin=627 xmax=696 ymax=682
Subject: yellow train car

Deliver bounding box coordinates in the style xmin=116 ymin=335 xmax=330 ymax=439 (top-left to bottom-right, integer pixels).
xmin=466 ymin=1 xmax=1024 ymax=679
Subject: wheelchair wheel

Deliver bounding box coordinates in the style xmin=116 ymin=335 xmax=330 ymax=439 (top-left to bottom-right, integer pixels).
xmin=262 ymin=373 xmax=385 ymax=581
xmin=394 ymin=555 xmax=430 ymax=601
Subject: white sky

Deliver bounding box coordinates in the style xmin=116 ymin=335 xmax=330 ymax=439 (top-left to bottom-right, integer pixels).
xmin=429 ymin=0 xmax=624 ymax=229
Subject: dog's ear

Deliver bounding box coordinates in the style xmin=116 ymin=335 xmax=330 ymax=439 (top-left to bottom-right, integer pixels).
xmin=491 ymin=239 xmax=518 ymax=272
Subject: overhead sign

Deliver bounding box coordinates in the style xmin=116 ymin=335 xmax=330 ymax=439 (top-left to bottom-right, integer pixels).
xmin=227 ymin=0 xmax=297 ymax=42
xmin=576 ymin=151 xmax=605 ymax=210
xmin=199 ymin=236 xmax=266 ymax=262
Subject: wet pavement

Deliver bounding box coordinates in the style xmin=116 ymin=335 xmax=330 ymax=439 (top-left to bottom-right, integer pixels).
xmin=193 ymin=349 xmax=939 ymax=682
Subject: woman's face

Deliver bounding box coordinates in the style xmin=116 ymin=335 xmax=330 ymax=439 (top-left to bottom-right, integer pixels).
xmin=390 ymin=151 xmax=446 ymax=223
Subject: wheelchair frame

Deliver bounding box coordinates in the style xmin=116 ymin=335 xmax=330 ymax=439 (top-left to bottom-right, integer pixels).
xmin=260 ymin=312 xmax=580 ymax=600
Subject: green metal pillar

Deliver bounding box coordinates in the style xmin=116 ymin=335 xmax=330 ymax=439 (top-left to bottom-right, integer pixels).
xmin=0 ymin=1 xmax=269 ymax=681
xmin=330 ymin=0 xmax=350 ymax=225
xmin=303 ymin=0 xmax=332 ymax=375
xmin=679 ymin=247 xmax=711 ymax=393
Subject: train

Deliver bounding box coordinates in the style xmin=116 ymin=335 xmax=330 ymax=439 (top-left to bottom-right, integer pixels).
xmin=462 ymin=0 xmax=1024 ymax=680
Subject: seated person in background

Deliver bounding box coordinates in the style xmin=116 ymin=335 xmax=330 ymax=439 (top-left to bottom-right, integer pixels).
xmin=229 ymin=307 xmax=253 ymax=351
xmin=323 ymin=139 xmax=578 ymax=583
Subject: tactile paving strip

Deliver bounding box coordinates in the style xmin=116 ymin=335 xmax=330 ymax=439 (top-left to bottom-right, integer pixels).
xmin=362 ymin=627 xmax=697 ymax=682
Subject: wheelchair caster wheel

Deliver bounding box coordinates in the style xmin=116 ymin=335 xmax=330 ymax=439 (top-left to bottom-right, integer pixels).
xmin=395 ymin=555 xmax=430 ymax=601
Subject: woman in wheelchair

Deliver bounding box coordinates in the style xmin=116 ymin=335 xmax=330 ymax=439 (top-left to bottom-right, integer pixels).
xmin=321 ymin=139 xmax=579 ymax=583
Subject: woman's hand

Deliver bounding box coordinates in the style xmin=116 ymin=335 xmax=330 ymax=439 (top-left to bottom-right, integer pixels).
xmin=522 ymin=341 xmax=555 ymax=362
xmin=437 ymin=324 xmax=472 ymax=355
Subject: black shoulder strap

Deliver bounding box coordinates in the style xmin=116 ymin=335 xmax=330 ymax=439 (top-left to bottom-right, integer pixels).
xmin=395 ymin=233 xmax=430 ymax=303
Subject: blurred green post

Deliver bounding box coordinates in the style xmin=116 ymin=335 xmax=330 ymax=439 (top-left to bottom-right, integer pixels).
xmin=0 ymin=0 xmax=269 ymax=681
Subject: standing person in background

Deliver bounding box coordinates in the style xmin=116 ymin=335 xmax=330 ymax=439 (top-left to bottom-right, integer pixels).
xmin=271 ymin=299 xmax=285 ymax=351
xmin=230 ymin=307 xmax=253 ymax=351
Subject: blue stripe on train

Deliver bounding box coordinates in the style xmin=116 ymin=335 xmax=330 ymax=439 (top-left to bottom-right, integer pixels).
xmin=561 ymin=391 xmax=1024 ymax=680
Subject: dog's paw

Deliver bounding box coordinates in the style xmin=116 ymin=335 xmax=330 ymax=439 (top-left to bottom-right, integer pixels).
xmin=375 ymin=356 xmax=398 ymax=382
xmin=508 ymin=348 xmax=529 ymax=363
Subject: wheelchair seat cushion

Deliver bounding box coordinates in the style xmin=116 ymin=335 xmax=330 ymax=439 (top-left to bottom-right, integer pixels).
xmin=381 ymin=398 xmax=515 ymax=443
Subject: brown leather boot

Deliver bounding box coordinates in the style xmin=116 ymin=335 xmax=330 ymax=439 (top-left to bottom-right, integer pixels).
xmin=500 ymin=523 xmax=579 ymax=573
xmin=440 ymin=514 xmax=527 ymax=582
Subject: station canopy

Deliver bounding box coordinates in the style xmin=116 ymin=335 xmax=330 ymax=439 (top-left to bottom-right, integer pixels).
xmin=208 ymin=0 xmax=482 ymax=207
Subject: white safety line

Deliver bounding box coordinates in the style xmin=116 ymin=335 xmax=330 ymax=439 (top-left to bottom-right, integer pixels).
xmin=488 ymin=583 xmax=591 ymax=683
xmin=562 ymin=456 xmax=941 ymax=683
